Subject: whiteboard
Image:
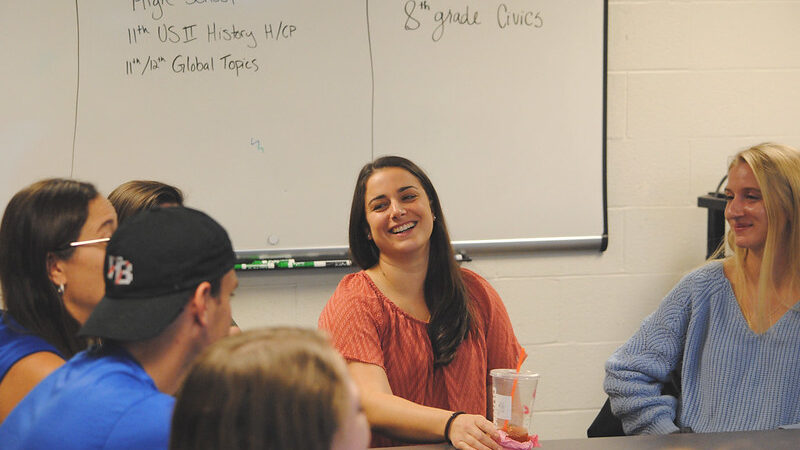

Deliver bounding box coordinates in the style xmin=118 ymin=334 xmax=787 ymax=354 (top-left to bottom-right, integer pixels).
xmin=1 ymin=0 xmax=607 ymax=257
xmin=0 ymin=2 xmax=76 ymax=202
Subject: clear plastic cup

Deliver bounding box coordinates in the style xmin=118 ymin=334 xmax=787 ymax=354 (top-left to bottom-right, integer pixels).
xmin=490 ymin=369 xmax=540 ymax=438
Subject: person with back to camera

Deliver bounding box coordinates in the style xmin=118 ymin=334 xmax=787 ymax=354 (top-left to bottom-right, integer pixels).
xmin=604 ymin=143 xmax=800 ymax=435
xmin=0 ymin=206 xmax=238 ymax=449
xmin=318 ymin=156 xmax=523 ymax=449
xmin=0 ymin=178 xmax=117 ymax=423
xmin=108 ymin=180 xmax=184 ymax=224
xmin=170 ymin=327 xmax=370 ymax=450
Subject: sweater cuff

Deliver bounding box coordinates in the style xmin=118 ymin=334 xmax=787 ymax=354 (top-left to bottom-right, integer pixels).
xmin=645 ymin=418 xmax=680 ymax=435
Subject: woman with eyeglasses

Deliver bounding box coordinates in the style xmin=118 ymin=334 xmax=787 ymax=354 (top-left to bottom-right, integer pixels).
xmin=0 ymin=178 xmax=117 ymax=422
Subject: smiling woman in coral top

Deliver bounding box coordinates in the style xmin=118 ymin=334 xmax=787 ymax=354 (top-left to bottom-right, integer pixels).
xmin=319 ymin=156 xmax=523 ymax=449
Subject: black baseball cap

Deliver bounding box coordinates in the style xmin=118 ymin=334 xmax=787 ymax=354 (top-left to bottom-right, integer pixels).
xmin=79 ymin=207 xmax=236 ymax=341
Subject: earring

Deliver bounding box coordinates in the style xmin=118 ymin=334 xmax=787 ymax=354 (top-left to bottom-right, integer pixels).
xmin=367 ymin=232 xmax=372 ymax=240
xmin=57 ymin=284 xmax=65 ymax=295
xmin=433 ymin=215 xmax=437 ymax=221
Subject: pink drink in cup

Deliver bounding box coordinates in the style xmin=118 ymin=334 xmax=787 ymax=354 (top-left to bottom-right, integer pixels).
xmin=491 ymin=369 xmax=539 ymax=443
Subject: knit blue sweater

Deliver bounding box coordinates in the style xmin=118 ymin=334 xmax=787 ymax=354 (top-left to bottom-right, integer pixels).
xmin=604 ymin=260 xmax=800 ymax=435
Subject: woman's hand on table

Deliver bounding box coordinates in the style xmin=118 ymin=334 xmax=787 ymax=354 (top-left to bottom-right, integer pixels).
xmin=447 ymin=413 xmax=502 ymax=450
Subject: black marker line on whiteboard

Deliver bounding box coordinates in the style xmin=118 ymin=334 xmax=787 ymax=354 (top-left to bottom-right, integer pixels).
xmin=365 ymin=0 xmax=374 ymax=159
xmin=71 ymin=0 xmax=81 ymax=177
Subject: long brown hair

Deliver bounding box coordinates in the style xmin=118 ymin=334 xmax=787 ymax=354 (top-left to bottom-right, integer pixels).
xmin=348 ymin=155 xmax=472 ymax=367
xmin=170 ymin=328 xmax=352 ymax=450
xmin=0 ymin=178 xmax=98 ymax=356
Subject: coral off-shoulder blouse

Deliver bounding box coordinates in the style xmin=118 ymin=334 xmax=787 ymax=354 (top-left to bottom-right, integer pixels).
xmin=319 ymin=268 xmax=523 ymax=447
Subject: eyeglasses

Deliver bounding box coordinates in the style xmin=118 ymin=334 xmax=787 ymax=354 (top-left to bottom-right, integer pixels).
xmin=60 ymin=238 xmax=111 ymax=250
xmin=69 ymin=237 xmax=110 ymax=247
xmin=53 ymin=237 xmax=111 ymax=253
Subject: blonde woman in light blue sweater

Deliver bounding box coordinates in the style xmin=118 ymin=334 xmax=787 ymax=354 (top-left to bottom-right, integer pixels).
xmin=605 ymin=143 xmax=800 ymax=435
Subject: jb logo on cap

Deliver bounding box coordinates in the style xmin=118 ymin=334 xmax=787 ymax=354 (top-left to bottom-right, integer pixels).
xmin=107 ymin=255 xmax=134 ymax=286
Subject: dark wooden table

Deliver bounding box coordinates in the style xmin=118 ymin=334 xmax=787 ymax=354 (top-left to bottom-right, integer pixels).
xmin=386 ymin=428 xmax=800 ymax=449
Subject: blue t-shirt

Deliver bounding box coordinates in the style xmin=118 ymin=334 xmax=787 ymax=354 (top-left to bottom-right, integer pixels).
xmin=0 ymin=312 xmax=62 ymax=382
xmin=0 ymin=343 xmax=174 ymax=449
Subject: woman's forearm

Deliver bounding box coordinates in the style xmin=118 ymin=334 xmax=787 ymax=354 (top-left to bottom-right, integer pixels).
xmin=362 ymin=390 xmax=451 ymax=442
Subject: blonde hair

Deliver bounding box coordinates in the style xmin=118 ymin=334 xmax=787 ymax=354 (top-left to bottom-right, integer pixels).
xmin=170 ymin=327 xmax=352 ymax=450
xmin=721 ymin=142 xmax=800 ymax=331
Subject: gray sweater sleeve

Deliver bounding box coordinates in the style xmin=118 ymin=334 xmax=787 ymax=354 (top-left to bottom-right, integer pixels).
xmin=604 ymin=272 xmax=696 ymax=435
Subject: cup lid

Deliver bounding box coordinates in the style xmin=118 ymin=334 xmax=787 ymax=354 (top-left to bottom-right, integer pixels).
xmin=490 ymin=368 xmax=540 ymax=379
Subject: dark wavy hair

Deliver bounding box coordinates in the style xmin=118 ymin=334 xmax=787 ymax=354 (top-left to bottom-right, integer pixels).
xmin=108 ymin=180 xmax=183 ymax=224
xmin=0 ymin=178 xmax=98 ymax=357
xmin=348 ymin=156 xmax=473 ymax=367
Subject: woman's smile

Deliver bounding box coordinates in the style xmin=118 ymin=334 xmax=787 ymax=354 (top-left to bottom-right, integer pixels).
xmin=364 ymin=167 xmax=434 ymax=259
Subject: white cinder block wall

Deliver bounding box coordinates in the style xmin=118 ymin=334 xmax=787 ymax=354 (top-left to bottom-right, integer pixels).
xmin=232 ymin=1 xmax=800 ymax=440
